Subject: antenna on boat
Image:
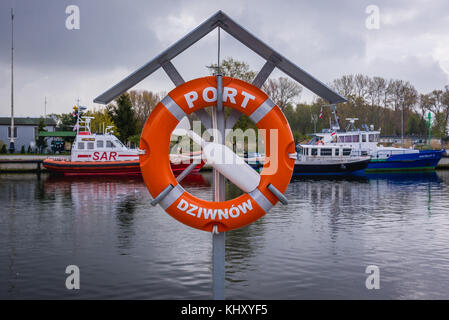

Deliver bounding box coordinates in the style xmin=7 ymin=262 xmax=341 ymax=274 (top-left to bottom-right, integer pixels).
xmin=345 ymin=118 xmax=359 ymax=131
xmin=105 ymin=125 xmax=113 ymax=135
xmin=81 ymin=116 xmax=94 ymax=134
xmin=321 ymin=104 xmax=340 ymax=131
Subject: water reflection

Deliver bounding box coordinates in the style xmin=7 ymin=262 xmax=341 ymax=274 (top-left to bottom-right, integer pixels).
xmin=1 ymin=171 xmax=449 ymax=299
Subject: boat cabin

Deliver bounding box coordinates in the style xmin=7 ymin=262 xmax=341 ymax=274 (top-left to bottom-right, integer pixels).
xmin=297 ymin=144 xmax=354 ymax=159
xmin=71 ymin=117 xmax=139 ymax=162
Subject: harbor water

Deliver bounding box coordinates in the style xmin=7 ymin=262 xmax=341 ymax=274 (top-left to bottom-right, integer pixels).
xmin=1 ymin=171 xmax=449 ymax=299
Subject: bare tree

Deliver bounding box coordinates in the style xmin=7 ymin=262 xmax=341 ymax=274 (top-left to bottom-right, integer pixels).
xmin=418 ymin=93 xmax=432 ymax=118
xmin=354 ymin=74 xmax=370 ymax=100
xmin=262 ymin=77 xmax=302 ymax=110
xmin=368 ymin=77 xmax=387 ymax=107
xmin=426 ymin=88 xmax=449 ymax=138
xmin=129 ymin=90 xmax=163 ymax=131
xmin=332 ymin=75 xmax=355 ymax=99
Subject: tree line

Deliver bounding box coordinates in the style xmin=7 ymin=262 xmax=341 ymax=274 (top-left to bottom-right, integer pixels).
xmin=52 ymin=58 xmax=449 ymax=147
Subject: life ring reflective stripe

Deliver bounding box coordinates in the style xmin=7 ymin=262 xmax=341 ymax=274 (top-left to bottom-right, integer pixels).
xmin=140 ymin=76 xmax=295 ymax=232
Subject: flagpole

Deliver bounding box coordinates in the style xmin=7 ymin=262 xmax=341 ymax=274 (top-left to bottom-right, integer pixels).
xmin=9 ymin=7 xmax=15 ymax=153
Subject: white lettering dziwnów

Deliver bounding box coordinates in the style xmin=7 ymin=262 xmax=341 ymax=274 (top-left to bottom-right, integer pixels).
xmin=176 ymin=199 xmax=254 ymax=220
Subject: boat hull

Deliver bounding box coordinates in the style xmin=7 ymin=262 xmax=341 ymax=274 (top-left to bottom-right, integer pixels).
xmin=366 ymin=150 xmax=444 ymax=172
xmin=43 ymin=159 xmax=203 ymax=176
xmin=293 ymin=158 xmax=371 ymax=176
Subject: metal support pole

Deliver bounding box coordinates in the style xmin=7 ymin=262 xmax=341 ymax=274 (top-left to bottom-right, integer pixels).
xmin=212 ymin=73 xmax=225 ymax=300
xmin=176 ymin=160 xmax=200 ymax=183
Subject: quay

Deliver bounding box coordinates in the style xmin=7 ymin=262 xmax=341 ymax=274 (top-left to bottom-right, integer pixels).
xmin=0 ymin=154 xmax=448 ymax=173
xmin=0 ymin=155 xmax=69 ymax=173
xmin=439 ymin=155 xmax=449 ymax=169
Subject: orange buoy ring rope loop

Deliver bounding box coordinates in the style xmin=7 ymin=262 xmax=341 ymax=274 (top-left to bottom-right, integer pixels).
xmin=139 ymin=76 xmax=295 ymax=232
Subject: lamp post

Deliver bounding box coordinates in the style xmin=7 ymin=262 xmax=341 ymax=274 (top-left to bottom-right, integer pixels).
xmin=428 ymin=112 xmax=431 ymax=150
xmin=400 ymin=96 xmax=404 ymax=148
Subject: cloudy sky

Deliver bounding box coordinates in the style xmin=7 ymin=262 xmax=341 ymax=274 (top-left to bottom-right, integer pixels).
xmin=1 ymin=0 xmax=449 ymax=117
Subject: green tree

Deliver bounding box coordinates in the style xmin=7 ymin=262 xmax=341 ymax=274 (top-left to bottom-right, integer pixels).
xmin=55 ymin=112 xmax=77 ymax=131
xmin=85 ymin=108 xmax=117 ymax=134
xmin=129 ymin=90 xmax=162 ymax=132
xmin=0 ymin=143 xmax=7 ymax=154
xmin=206 ymin=57 xmax=256 ymax=82
xmin=406 ymin=113 xmax=427 ymax=135
xmin=35 ymin=118 xmax=48 ymax=153
xmin=432 ymin=112 xmax=448 ymax=139
xmin=54 ymin=112 xmax=77 ymax=144
xmin=107 ymin=93 xmax=138 ymax=143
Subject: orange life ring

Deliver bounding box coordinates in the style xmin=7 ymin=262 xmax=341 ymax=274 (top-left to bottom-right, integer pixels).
xmin=139 ymin=76 xmax=295 ymax=232
xmin=317 ymin=140 xmax=324 ymax=145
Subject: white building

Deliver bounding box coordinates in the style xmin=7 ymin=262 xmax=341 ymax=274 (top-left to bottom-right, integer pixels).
xmin=0 ymin=117 xmax=56 ymax=152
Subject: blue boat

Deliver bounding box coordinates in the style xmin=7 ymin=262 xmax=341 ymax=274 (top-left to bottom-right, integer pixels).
xmin=245 ymin=145 xmax=371 ymax=176
xmin=312 ymin=111 xmax=445 ymax=172
xmin=366 ymin=149 xmax=444 ymax=172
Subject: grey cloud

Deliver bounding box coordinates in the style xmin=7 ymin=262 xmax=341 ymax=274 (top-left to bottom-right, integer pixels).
xmin=0 ymin=0 xmax=448 ymax=116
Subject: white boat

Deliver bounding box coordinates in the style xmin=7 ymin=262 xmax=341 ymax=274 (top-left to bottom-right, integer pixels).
xmin=43 ymin=113 xmax=203 ymax=176
xmin=293 ymin=144 xmax=371 ymax=176
xmin=311 ymin=106 xmax=444 ymax=172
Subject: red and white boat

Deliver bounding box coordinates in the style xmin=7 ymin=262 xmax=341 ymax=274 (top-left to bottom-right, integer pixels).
xmin=43 ymin=115 xmax=203 ymax=176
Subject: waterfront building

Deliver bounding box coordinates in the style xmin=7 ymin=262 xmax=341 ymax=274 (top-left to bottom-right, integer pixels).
xmin=0 ymin=117 xmax=56 ymax=153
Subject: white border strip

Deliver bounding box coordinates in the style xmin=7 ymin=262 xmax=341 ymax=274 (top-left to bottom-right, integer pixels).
xmin=160 ymin=184 xmax=185 ymax=210
xmin=249 ymin=188 xmax=273 ymax=213
xmin=161 ymin=95 xmax=186 ymax=121
xmin=249 ymin=98 xmax=275 ymax=124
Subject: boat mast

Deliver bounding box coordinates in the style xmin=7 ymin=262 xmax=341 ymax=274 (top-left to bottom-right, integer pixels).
xmin=76 ymin=98 xmax=80 ymax=135
xmin=321 ymin=104 xmax=340 ymax=131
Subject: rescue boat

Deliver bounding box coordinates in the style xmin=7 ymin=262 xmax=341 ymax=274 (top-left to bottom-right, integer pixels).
xmin=43 ymin=114 xmax=203 ymax=176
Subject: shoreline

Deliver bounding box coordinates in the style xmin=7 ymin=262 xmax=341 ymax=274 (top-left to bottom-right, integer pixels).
xmin=1 ymin=155 xmax=448 ymax=173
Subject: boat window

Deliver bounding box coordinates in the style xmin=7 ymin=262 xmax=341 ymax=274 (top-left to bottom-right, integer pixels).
xmin=311 ymin=148 xmax=318 ymax=156
xmin=337 ymin=136 xmax=344 ymax=143
xmin=375 ymin=134 xmax=379 ymax=142
xmin=335 ymin=148 xmax=339 ymax=156
xmin=78 ymin=142 xmax=84 ymax=149
xmin=369 ymin=134 xmax=375 ymax=142
xmin=97 ymin=140 xmax=104 ymax=148
xmin=352 ymin=135 xmax=359 ymax=142
xmin=320 ymin=148 xmax=332 ymax=156
xmin=344 ymin=136 xmax=352 ymax=143
xmin=87 ymin=142 xmax=94 ymax=150
xmin=343 ymin=148 xmax=351 ymax=156
xmin=114 ymin=139 xmax=125 ymax=148
xmin=106 ymin=141 xmax=115 ymax=148
xmin=362 ymin=134 xmax=366 ymax=142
